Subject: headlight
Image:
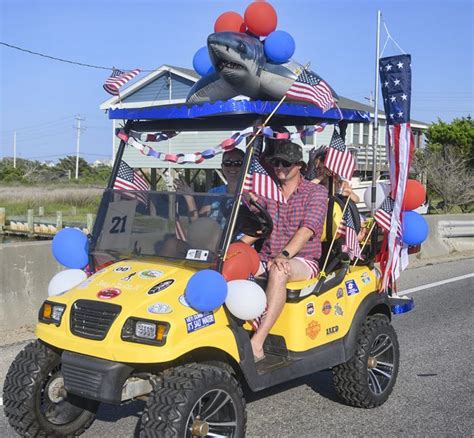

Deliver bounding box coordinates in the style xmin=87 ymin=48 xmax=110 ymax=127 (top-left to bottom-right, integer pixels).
xmin=39 ymin=301 xmax=66 ymax=326
xmin=121 ymin=317 xmax=169 ymax=346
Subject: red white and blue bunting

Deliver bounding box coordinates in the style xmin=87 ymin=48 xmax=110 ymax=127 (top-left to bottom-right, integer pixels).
xmin=115 ymin=123 xmax=327 ymax=165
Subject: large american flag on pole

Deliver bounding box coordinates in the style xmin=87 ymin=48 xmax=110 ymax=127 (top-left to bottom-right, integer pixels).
xmin=379 ymin=54 xmax=415 ymax=291
xmin=324 ymin=129 xmax=356 ymax=181
xmin=113 ymin=160 xmax=149 ymax=204
xmin=243 ymin=156 xmax=286 ymax=203
xmin=337 ymin=207 xmax=361 ymax=260
xmin=103 ymin=68 xmax=141 ymax=95
xmin=285 ymin=69 xmax=335 ymax=113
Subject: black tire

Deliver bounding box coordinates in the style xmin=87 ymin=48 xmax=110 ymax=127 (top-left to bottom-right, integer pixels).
xmin=3 ymin=340 xmax=99 ymax=437
xmin=139 ymin=363 xmax=246 ymax=438
xmin=332 ymin=315 xmax=399 ymax=408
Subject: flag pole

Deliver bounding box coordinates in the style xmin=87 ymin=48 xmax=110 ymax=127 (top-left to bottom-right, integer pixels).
xmin=371 ymin=10 xmax=382 ymax=216
xmin=320 ymin=195 xmax=351 ymax=274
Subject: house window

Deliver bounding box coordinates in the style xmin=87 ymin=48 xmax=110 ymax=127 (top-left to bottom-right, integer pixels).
xmin=352 ymin=124 xmax=360 ymax=144
xmin=363 ymin=123 xmax=370 ymax=145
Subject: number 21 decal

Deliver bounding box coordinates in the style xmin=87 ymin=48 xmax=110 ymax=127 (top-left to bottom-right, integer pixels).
xmin=110 ymin=215 xmax=127 ymax=233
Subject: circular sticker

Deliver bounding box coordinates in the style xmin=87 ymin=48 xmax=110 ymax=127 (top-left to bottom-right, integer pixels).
xmin=97 ymin=288 xmax=121 ymax=300
xmin=148 ymin=302 xmax=173 ymax=314
xmin=178 ymin=294 xmax=191 ymax=308
xmin=322 ymin=301 xmax=332 ymax=315
xmin=113 ymin=266 xmax=131 ymax=273
xmin=139 ymin=270 xmax=164 ymax=279
xmin=148 ymin=279 xmax=175 ymax=295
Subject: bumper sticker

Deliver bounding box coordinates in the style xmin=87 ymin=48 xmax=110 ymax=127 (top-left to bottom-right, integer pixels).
xmin=148 ymin=302 xmax=173 ymax=314
xmin=148 ymin=279 xmax=175 ymax=295
xmin=345 ymin=279 xmax=360 ymax=296
xmin=139 ymin=269 xmax=164 ymax=279
xmin=185 ymin=311 xmax=215 ymax=333
xmin=97 ymin=288 xmax=121 ymax=300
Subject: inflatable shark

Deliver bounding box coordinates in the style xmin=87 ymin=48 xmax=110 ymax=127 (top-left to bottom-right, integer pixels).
xmin=187 ymin=32 xmax=339 ymax=104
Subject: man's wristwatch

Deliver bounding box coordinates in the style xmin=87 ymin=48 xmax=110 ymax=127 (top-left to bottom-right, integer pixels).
xmin=281 ymin=250 xmax=290 ymax=259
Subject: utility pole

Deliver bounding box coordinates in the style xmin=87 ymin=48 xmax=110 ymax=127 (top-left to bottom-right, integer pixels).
xmin=74 ymin=115 xmax=85 ymax=180
xmin=13 ymin=131 xmax=17 ymax=168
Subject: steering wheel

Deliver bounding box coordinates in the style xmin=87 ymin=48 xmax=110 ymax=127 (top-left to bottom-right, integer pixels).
xmin=236 ymin=199 xmax=273 ymax=238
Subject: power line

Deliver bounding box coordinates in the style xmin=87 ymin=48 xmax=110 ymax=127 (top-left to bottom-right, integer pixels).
xmin=0 ymin=41 xmax=156 ymax=72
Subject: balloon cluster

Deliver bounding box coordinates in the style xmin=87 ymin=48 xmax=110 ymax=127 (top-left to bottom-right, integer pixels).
xmin=364 ymin=179 xmax=429 ymax=246
xmin=184 ymin=242 xmax=266 ymax=320
xmin=48 ymin=228 xmax=90 ymax=297
xmin=193 ymin=1 xmax=296 ymax=76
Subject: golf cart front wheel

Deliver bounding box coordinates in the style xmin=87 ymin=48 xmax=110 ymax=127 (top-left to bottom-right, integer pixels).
xmin=332 ymin=315 xmax=399 ymax=408
xmin=139 ymin=363 xmax=246 ymax=438
xmin=2 ymin=340 xmax=99 ymax=437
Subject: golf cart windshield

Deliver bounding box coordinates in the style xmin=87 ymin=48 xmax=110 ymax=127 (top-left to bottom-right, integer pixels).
xmin=92 ymin=189 xmax=234 ymax=264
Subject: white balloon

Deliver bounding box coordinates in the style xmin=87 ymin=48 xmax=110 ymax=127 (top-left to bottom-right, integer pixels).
xmin=48 ymin=269 xmax=88 ymax=297
xmin=363 ymin=182 xmax=389 ymax=210
xmin=225 ymin=280 xmax=267 ymax=320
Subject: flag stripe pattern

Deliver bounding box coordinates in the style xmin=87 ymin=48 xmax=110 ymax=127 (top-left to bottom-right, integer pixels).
xmin=324 ymin=129 xmax=355 ymax=181
xmin=337 ymin=207 xmax=361 ymax=260
xmin=378 ymin=54 xmax=415 ymax=291
xmin=243 ymin=157 xmax=286 ymax=203
xmin=286 ymin=69 xmax=335 ymax=112
xmin=374 ymin=196 xmax=395 ymax=232
xmin=104 ymin=68 xmax=141 ymax=95
xmin=113 ymin=160 xmax=149 ymax=204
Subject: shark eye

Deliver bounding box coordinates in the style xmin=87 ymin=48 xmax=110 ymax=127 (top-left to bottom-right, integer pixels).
xmin=237 ymin=42 xmax=246 ymax=54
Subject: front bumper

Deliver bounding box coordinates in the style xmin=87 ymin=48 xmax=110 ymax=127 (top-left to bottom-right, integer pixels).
xmin=62 ymin=351 xmax=133 ymax=404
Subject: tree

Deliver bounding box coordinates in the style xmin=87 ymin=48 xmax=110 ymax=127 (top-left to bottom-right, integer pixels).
xmin=56 ymin=156 xmax=91 ymax=177
xmin=413 ymin=146 xmax=474 ymax=213
xmin=426 ymin=116 xmax=474 ymax=168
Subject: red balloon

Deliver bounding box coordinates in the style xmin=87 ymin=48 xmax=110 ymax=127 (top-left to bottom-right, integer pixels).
xmin=231 ymin=242 xmax=260 ymax=274
xmin=222 ymin=242 xmax=260 ymax=281
xmin=402 ymin=179 xmax=426 ymax=211
xmin=244 ymin=2 xmax=277 ymax=36
xmin=214 ymin=11 xmax=247 ymax=33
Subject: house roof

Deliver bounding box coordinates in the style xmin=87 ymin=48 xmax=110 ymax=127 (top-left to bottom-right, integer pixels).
xmin=100 ymin=64 xmax=428 ymax=128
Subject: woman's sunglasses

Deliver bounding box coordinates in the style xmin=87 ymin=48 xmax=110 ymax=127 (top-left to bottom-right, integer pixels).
xmin=222 ymin=160 xmax=243 ymax=167
xmin=271 ymin=159 xmax=293 ymax=168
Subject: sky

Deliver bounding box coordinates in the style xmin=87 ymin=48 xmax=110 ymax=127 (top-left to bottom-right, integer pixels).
xmin=0 ymin=0 xmax=472 ymax=163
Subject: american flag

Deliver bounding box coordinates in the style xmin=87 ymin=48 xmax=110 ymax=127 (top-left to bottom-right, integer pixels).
xmin=285 ymin=69 xmax=335 ymax=112
xmin=113 ymin=160 xmax=149 ymax=204
xmin=103 ymin=68 xmax=141 ymax=96
xmin=243 ymin=156 xmax=286 ymax=203
xmin=379 ymin=54 xmax=415 ymax=291
xmin=337 ymin=207 xmax=361 ymax=260
xmin=324 ymin=129 xmax=355 ymax=181
xmin=374 ymin=196 xmax=395 ymax=232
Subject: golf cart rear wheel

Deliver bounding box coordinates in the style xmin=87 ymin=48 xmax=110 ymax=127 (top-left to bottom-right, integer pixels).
xmin=332 ymin=315 xmax=399 ymax=408
xmin=139 ymin=363 xmax=246 ymax=438
xmin=2 ymin=340 xmax=99 ymax=437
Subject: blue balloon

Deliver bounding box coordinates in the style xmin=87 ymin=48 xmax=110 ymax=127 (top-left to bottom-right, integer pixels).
xmin=402 ymin=211 xmax=429 ymax=245
xmin=185 ymin=270 xmax=228 ymax=312
xmin=52 ymin=228 xmax=89 ymax=269
xmin=193 ymin=47 xmax=215 ymax=76
xmin=264 ymin=30 xmax=296 ymax=63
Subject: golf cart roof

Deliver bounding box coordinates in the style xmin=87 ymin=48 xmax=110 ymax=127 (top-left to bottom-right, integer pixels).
xmin=108 ymin=99 xmax=371 ymax=131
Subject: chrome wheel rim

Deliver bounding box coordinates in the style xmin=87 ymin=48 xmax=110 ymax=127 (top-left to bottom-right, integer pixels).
xmin=186 ymin=389 xmax=238 ymax=437
xmin=367 ymin=333 xmax=395 ymax=395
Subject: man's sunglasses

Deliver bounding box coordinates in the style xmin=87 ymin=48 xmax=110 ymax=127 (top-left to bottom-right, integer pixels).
xmin=222 ymin=160 xmax=243 ymax=167
xmin=270 ymin=159 xmax=293 ymax=168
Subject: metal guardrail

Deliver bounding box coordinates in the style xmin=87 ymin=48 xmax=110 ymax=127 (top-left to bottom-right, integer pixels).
xmin=438 ymin=220 xmax=474 ymax=238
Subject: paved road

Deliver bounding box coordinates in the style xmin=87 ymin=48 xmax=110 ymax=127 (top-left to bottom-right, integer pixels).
xmin=1 ymin=258 xmax=473 ymax=437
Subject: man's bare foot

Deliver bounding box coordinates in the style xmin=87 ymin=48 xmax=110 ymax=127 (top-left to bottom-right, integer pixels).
xmin=250 ymin=337 xmax=264 ymax=360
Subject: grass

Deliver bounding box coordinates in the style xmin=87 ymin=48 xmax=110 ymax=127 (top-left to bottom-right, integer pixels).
xmin=0 ymin=185 xmax=102 ymax=217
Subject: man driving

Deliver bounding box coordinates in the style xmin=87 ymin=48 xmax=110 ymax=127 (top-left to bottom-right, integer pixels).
xmin=241 ymin=140 xmax=328 ymax=361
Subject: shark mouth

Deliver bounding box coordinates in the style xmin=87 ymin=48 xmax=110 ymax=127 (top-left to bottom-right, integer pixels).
xmin=217 ymin=61 xmax=246 ymax=72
